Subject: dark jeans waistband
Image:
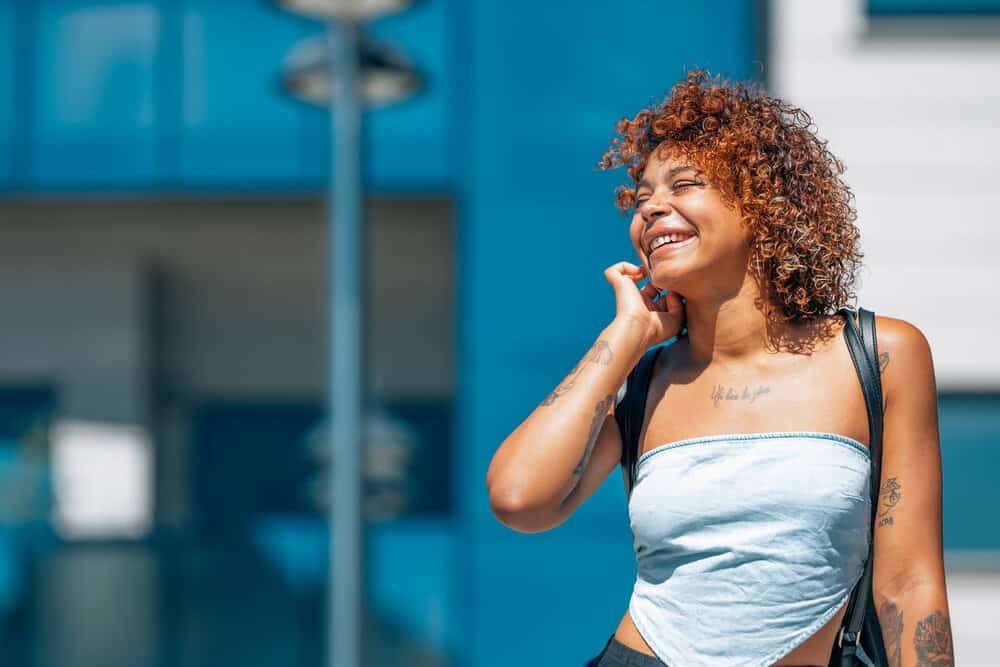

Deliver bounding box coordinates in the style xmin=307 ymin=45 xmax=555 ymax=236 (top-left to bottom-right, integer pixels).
xmin=591 ymin=634 xmax=668 ymax=667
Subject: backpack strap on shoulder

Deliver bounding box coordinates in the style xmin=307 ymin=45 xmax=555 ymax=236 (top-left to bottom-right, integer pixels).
xmin=614 ymin=345 xmax=663 ymax=498
xmin=835 ymin=306 xmax=888 ymax=665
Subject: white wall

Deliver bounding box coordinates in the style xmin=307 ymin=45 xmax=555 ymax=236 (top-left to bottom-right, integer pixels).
xmin=770 ymin=0 xmax=1000 ymax=389
xmin=0 ymin=197 xmax=454 ymax=400
xmin=0 ymin=257 xmax=149 ymax=423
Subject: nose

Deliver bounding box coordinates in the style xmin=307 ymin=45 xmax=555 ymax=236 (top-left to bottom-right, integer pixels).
xmin=640 ymin=195 xmax=672 ymax=227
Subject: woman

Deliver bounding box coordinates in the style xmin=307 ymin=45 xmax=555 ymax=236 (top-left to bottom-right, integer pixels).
xmin=485 ymin=69 xmax=954 ymax=666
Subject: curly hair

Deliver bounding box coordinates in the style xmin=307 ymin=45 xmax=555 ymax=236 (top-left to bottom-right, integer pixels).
xmin=600 ymin=68 xmax=862 ymax=323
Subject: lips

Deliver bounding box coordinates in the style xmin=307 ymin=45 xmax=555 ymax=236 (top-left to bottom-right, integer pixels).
xmin=648 ymin=233 xmax=698 ymax=261
xmin=643 ymin=224 xmax=699 ymax=259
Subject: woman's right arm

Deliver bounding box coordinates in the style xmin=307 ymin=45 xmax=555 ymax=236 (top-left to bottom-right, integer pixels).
xmin=485 ymin=261 xmax=685 ymax=533
xmin=485 ymin=319 xmax=647 ymax=533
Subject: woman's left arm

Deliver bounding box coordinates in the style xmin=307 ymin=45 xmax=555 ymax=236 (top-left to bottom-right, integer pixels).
xmin=872 ymin=316 xmax=954 ymax=667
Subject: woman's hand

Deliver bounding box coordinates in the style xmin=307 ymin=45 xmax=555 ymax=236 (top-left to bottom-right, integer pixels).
xmin=604 ymin=261 xmax=686 ymax=349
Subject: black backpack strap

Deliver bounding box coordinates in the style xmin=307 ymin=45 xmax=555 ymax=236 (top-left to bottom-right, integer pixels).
xmin=835 ymin=307 xmax=887 ymax=665
xmin=614 ymin=345 xmax=664 ymax=498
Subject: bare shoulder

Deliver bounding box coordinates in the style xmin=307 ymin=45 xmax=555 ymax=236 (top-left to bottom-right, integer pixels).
xmin=872 ymin=314 xmax=937 ymax=404
xmin=873 ymin=314 xmax=933 ymax=367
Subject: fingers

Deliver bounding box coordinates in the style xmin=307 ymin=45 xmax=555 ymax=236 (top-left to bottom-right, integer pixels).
xmin=639 ymin=280 xmax=660 ymax=302
xmin=604 ymin=262 xmax=682 ymax=316
xmin=603 ymin=261 xmax=646 ymax=285
xmin=635 ymin=282 xmax=656 ymax=310
xmin=640 ymin=283 xmax=685 ymax=320
xmin=662 ymin=290 xmax=683 ymax=314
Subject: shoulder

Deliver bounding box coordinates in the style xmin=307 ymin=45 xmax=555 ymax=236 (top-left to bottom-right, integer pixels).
xmin=874 ymin=314 xmax=933 ymax=367
xmin=872 ymin=314 xmax=937 ymax=406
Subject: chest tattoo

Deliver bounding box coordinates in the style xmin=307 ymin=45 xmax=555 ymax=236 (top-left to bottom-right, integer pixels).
xmin=710 ymin=383 xmax=771 ymax=408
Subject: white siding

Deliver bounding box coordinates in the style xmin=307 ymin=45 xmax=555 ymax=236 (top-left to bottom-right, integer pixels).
xmin=770 ymin=0 xmax=1000 ymax=389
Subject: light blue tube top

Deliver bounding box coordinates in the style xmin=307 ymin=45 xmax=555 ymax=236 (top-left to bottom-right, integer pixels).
xmin=627 ymin=432 xmax=871 ymax=667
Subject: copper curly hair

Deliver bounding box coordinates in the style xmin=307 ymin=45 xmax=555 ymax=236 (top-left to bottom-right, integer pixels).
xmin=600 ymin=68 xmax=862 ymax=324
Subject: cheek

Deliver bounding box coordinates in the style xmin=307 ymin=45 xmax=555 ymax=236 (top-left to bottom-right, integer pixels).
xmin=628 ymin=217 xmax=644 ymax=254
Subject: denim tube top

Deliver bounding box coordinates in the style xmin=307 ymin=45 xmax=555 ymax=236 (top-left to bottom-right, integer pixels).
xmin=627 ymin=432 xmax=871 ymax=667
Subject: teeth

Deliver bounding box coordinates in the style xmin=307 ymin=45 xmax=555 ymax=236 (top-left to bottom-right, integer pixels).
xmin=651 ymin=233 xmax=688 ymax=250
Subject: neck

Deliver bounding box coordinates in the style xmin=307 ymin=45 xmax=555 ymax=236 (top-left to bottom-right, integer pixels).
xmin=679 ymin=274 xmax=777 ymax=365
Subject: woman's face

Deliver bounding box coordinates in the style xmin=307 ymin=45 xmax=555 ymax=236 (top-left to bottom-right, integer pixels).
xmin=629 ymin=144 xmax=753 ymax=296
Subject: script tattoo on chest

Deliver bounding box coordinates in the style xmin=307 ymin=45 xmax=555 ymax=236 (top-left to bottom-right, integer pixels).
xmin=877 ymin=477 xmax=902 ymax=527
xmin=709 ymin=383 xmax=771 ymax=408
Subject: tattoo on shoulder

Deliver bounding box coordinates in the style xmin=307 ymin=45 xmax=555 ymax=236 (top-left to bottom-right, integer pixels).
xmin=914 ymin=609 xmax=954 ymax=667
xmin=879 ymin=351 xmax=890 ymax=374
xmin=541 ymin=340 xmax=613 ymax=406
xmin=877 ymin=476 xmax=902 ymax=527
xmin=573 ymin=394 xmax=614 ymax=476
xmin=878 ymin=598 xmax=903 ymax=667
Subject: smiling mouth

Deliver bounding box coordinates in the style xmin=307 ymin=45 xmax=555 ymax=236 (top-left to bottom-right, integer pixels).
xmin=648 ymin=233 xmax=698 ymax=260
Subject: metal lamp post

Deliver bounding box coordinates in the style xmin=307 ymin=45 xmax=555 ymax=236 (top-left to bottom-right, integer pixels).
xmin=275 ymin=3 xmax=420 ymax=666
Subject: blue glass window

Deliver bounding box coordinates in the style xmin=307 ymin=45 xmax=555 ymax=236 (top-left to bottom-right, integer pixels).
xmin=177 ymin=2 xmax=309 ymax=188
xmin=0 ymin=4 xmax=16 ymax=188
xmin=33 ymin=1 xmax=160 ymax=188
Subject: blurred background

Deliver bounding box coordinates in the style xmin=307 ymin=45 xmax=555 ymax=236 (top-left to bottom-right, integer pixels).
xmin=0 ymin=0 xmax=996 ymax=665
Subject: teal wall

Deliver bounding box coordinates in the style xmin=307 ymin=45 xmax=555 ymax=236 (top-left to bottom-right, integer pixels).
xmin=869 ymin=0 xmax=1000 ymax=14
xmin=938 ymin=395 xmax=1000 ymax=550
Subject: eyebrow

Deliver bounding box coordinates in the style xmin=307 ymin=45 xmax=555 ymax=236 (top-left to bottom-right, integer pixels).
xmin=637 ymin=166 xmax=701 ymax=191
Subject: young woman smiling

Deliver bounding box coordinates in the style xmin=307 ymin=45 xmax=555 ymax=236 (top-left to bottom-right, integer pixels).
xmin=486 ymin=69 xmax=953 ymax=667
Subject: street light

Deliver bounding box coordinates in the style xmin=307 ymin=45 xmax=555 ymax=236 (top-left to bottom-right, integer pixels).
xmin=275 ymin=3 xmax=421 ymax=667
xmin=282 ymin=35 xmax=422 ymax=107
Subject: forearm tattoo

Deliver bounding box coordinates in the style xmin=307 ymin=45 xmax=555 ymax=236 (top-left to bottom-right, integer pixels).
xmin=877 ymin=476 xmax=902 ymax=527
xmin=541 ymin=340 xmax=613 ymax=406
xmin=878 ymin=598 xmax=903 ymax=667
xmin=573 ymin=394 xmax=614 ymax=476
xmin=710 ymin=383 xmax=771 ymax=408
xmin=914 ymin=609 xmax=954 ymax=666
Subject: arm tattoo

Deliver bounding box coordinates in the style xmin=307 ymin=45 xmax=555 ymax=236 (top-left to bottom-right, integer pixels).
xmin=878 ymin=598 xmax=903 ymax=667
xmin=541 ymin=340 xmax=613 ymax=406
xmin=879 ymin=351 xmax=890 ymax=374
xmin=877 ymin=476 xmax=902 ymax=527
xmin=914 ymin=610 xmax=954 ymax=666
xmin=573 ymin=394 xmax=614 ymax=476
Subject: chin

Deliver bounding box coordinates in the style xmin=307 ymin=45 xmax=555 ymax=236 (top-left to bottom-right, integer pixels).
xmin=648 ymin=263 xmax=695 ymax=293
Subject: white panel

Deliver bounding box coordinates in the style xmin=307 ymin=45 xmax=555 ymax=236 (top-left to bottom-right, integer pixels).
xmin=823 ymin=126 xmax=999 ymax=166
xmin=771 ymin=0 xmax=1000 ymax=389
xmin=51 ymin=419 xmax=153 ymax=539
xmin=773 ymin=96 xmax=1000 ymax=130
xmin=855 ymin=195 xmax=998 ymax=269
xmin=946 ymin=572 xmax=1000 ymax=667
